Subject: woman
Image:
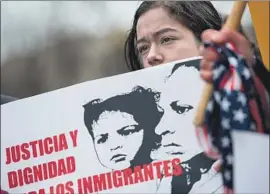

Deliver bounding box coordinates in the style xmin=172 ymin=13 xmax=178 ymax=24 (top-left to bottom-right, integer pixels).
xmin=124 ymin=1 xmax=269 ymax=93
xmin=83 ymin=85 xmax=163 ymax=170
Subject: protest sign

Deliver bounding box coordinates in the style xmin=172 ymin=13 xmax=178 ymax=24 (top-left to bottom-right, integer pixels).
xmin=2 ymin=56 xmax=267 ymax=194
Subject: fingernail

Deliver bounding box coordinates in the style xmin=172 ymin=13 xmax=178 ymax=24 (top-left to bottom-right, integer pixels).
xmin=213 ymin=34 xmax=220 ymax=42
xmin=213 ymin=160 xmax=221 ymax=172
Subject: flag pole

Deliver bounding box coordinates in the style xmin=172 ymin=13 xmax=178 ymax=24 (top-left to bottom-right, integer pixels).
xmin=193 ymin=1 xmax=248 ymax=127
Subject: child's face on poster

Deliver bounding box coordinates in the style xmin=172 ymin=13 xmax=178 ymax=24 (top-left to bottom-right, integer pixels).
xmin=151 ymin=66 xmax=204 ymax=162
xmin=92 ymin=110 xmax=144 ymax=170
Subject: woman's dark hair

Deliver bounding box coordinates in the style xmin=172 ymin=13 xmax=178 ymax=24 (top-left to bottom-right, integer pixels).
xmin=124 ymin=1 xmax=262 ymax=71
xmin=83 ymin=85 xmax=164 ymax=167
xmin=124 ymin=1 xmax=222 ymax=71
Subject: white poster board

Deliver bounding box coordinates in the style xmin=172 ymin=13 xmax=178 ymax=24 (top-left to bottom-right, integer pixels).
xmin=1 ymin=57 xmax=268 ymax=194
xmin=233 ymin=130 xmax=269 ymax=194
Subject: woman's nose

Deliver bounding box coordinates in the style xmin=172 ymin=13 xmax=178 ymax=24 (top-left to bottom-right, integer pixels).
xmin=146 ymin=46 xmax=164 ymax=67
xmin=110 ymin=145 xmax=123 ymax=151
xmin=155 ymin=120 xmax=176 ymax=136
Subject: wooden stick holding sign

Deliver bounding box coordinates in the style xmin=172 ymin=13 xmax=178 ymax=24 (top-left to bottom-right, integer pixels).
xmin=193 ymin=1 xmax=248 ymax=127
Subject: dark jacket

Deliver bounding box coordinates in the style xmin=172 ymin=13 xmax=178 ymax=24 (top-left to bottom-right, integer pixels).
xmin=253 ymin=58 xmax=270 ymax=94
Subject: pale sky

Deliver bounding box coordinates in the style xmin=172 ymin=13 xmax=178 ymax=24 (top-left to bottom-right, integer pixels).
xmin=1 ymin=1 xmax=253 ymax=64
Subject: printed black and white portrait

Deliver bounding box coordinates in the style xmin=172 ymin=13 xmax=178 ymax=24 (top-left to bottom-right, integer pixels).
xmin=81 ymin=58 xmax=223 ymax=194
xmin=150 ymin=59 xmax=202 ymax=162
xmin=152 ymin=59 xmax=223 ymax=194
xmin=83 ymin=86 xmax=163 ymax=171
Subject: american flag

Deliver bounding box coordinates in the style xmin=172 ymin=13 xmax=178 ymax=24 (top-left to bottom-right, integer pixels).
xmin=196 ymin=41 xmax=270 ymax=194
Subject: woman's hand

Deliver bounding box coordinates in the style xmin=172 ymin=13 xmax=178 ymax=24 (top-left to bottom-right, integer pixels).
xmin=199 ymin=27 xmax=254 ymax=83
xmin=211 ymin=159 xmax=222 ymax=173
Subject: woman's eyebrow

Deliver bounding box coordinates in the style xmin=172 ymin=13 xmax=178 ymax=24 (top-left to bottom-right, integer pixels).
xmin=154 ymin=27 xmax=179 ymax=37
xmin=117 ymin=125 xmax=136 ymax=132
xmin=94 ymin=132 xmax=107 ymax=138
xmin=136 ymin=37 xmax=147 ymax=46
xmin=136 ymin=27 xmax=179 ymax=46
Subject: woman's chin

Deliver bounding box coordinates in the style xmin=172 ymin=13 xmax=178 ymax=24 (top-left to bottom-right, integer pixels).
xmin=109 ymin=162 xmax=131 ymax=171
xmin=150 ymin=150 xmax=195 ymax=164
xmin=150 ymin=151 xmax=182 ymax=161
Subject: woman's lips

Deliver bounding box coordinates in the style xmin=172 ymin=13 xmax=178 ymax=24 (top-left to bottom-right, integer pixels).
xmin=110 ymin=154 xmax=127 ymax=163
xmin=162 ymin=142 xmax=185 ymax=155
xmin=163 ymin=143 xmax=181 ymax=147
xmin=166 ymin=151 xmax=184 ymax=155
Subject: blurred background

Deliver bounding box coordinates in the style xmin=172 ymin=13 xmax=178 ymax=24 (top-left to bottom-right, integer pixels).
xmin=1 ymin=1 xmax=258 ymax=100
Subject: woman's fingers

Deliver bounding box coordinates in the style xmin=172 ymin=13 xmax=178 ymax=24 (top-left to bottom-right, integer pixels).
xmin=199 ymin=28 xmax=255 ymax=83
xmin=200 ymin=69 xmax=213 ymax=83
xmin=200 ymin=46 xmax=219 ymax=62
xmin=200 ymin=43 xmax=215 ymax=83
xmin=200 ymin=29 xmax=221 ymax=83
xmin=202 ymin=28 xmax=254 ymax=66
xmin=200 ymin=58 xmax=214 ymax=83
xmin=212 ymin=159 xmax=222 ymax=173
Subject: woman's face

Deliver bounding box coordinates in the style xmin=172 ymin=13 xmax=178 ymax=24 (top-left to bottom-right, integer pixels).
xmin=136 ymin=7 xmax=200 ymax=68
xmin=91 ymin=110 xmax=144 ymax=170
xmin=151 ymin=66 xmax=204 ymax=163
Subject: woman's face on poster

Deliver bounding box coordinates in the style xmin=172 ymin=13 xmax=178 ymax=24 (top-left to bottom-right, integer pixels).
xmin=91 ymin=110 xmax=144 ymax=170
xmin=151 ymin=66 xmax=204 ymax=163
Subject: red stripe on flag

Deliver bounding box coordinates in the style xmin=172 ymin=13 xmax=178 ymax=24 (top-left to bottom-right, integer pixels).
xmin=202 ymin=126 xmax=220 ymax=159
xmin=231 ymin=68 xmax=235 ymax=90
xmin=224 ymin=186 xmax=234 ymax=194
xmin=220 ymin=71 xmax=231 ymax=89
xmin=196 ymin=126 xmax=220 ymax=159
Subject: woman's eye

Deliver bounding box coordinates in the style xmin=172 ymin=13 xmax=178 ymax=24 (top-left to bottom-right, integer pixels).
xmin=118 ymin=125 xmax=141 ymax=136
xmin=138 ymin=45 xmax=149 ymax=54
xmin=170 ymin=101 xmax=193 ymax=115
xmin=121 ymin=130 xmax=133 ymax=136
xmin=161 ymin=37 xmax=174 ymax=44
xmin=176 ymin=105 xmax=193 ymax=114
xmin=97 ymin=134 xmax=108 ymax=144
